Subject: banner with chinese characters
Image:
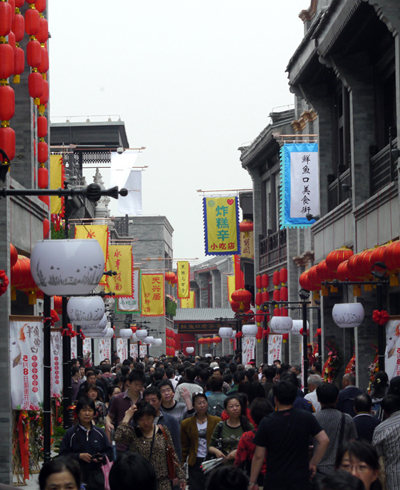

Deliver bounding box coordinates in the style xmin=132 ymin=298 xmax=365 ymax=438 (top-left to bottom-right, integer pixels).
xmin=385 ymin=318 xmax=400 ymax=381
xmin=10 ymin=316 xmax=43 ymax=410
xmin=180 ymin=291 xmax=195 ymax=308
xmin=50 ymin=155 xmax=64 ymax=215
xmin=116 ymin=338 xmax=128 ymax=362
xmin=240 ymin=230 xmax=254 ymax=259
xmin=140 ymin=345 xmax=147 ymax=358
xmin=116 ymin=268 xmax=141 ymax=312
xmin=177 ymin=261 xmax=190 ymax=299
xmin=141 ymin=273 xmax=165 ymax=317
xmin=106 ymin=245 xmax=133 ymax=297
xmin=234 ymin=255 xmax=244 ymax=290
xmin=227 ymin=275 xmax=235 ymax=302
xmin=130 ymin=343 xmax=138 ymax=359
xmin=75 ymin=225 xmax=109 ymax=282
xmin=280 ymin=143 xmax=319 ymax=227
xmin=242 ymin=336 xmax=256 ymax=365
xmin=98 ymin=338 xmax=111 ymax=363
xmin=83 ymin=338 xmax=92 ymax=364
xmin=203 ymin=196 xmax=240 ymax=256
xmin=268 ymin=335 xmax=282 ymax=365
xmin=50 ymin=332 xmax=62 ymax=398
xmin=70 ymin=336 xmax=77 ymax=359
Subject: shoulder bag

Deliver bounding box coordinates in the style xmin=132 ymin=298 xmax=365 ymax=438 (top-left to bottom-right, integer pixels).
xmin=158 ymin=424 xmax=178 ymax=480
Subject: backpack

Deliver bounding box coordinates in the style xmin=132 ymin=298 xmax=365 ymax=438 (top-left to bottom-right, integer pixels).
xmin=210 ymin=400 xmax=224 ymax=417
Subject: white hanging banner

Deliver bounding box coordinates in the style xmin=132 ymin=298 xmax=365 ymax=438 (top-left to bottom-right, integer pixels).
xmin=98 ymin=338 xmax=111 ymax=363
xmin=110 ymin=151 xmax=142 ymax=216
xmin=83 ymin=338 xmax=92 ymax=364
xmin=130 ymin=343 xmax=138 ymax=359
xmin=10 ymin=316 xmax=43 ymax=410
xmin=116 ymin=338 xmax=128 ymax=362
xmin=385 ymin=319 xmax=400 ymax=381
xmin=70 ymin=336 xmax=77 ymax=359
xmin=50 ymin=331 xmax=62 ymax=398
xmin=242 ymin=337 xmax=256 ymax=365
xmin=140 ymin=345 xmax=147 ymax=358
xmin=268 ymin=335 xmax=282 ymax=365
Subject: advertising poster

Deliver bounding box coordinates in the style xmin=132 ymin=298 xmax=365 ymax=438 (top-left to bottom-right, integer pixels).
xmin=98 ymin=338 xmax=111 ymax=363
xmin=83 ymin=338 xmax=92 ymax=364
xmin=70 ymin=335 xmax=77 ymax=359
xmin=116 ymin=338 xmax=128 ymax=362
xmin=50 ymin=332 xmax=62 ymax=398
xmin=242 ymin=337 xmax=256 ymax=365
xmin=130 ymin=343 xmax=138 ymax=359
xmin=268 ymin=335 xmax=282 ymax=365
xmin=140 ymin=345 xmax=147 ymax=358
xmin=385 ymin=318 xmax=400 ymax=381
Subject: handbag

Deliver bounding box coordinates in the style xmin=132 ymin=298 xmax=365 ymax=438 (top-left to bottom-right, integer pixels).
xmin=204 ymin=421 xmax=223 ymax=462
xmin=101 ymin=456 xmax=114 ymax=490
xmin=158 ymin=424 xmax=178 ymax=480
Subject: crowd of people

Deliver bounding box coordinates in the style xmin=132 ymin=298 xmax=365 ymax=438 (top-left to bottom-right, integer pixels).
xmin=46 ymin=353 xmax=400 ymax=490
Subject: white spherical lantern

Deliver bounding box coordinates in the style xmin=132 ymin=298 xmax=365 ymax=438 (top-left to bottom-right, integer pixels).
xmin=332 ymin=303 xmax=364 ymax=328
xmin=119 ymin=329 xmax=133 ymax=339
xmin=219 ymin=327 xmax=233 ymax=338
xmin=271 ymin=316 xmax=293 ymax=334
xmin=136 ymin=329 xmax=148 ymax=340
xmin=67 ymin=297 xmax=105 ymax=325
xmin=291 ymin=320 xmax=310 ymax=335
xmin=186 ymin=346 xmax=194 ymax=354
xmin=131 ymin=333 xmax=138 ymax=342
xmin=83 ymin=325 xmax=109 ymax=338
xmin=144 ymin=336 xmax=155 ymax=345
xmin=81 ymin=323 xmax=108 ymax=335
xmin=242 ymin=324 xmax=258 ymax=337
xmin=30 ymin=239 xmax=105 ymax=296
xmin=230 ymin=331 xmax=237 ymax=339
xmin=153 ymin=338 xmax=163 ymax=347
xmin=103 ymin=328 xmax=114 ymax=338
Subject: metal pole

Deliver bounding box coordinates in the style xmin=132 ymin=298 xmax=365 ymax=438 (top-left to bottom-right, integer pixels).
xmin=317 ymin=307 xmax=322 ymax=365
xmin=91 ymin=339 xmax=95 ymax=365
xmin=43 ymin=294 xmax=51 ymax=464
xmin=302 ymin=301 xmax=309 ymax=394
xmin=62 ymin=295 xmax=71 ymax=429
xmin=376 ymin=282 xmax=385 ymax=371
xmin=263 ymin=313 xmax=268 ymax=365
xmin=77 ymin=326 xmax=83 ymax=359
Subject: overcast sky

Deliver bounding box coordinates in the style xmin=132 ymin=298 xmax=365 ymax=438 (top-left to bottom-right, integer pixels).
xmin=49 ymin=1 xmax=305 ymax=264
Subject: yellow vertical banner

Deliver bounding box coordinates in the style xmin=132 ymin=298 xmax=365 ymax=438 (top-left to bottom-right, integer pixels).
xmin=203 ymin=196 xmax=240 ymax=255
xmin=141 ymin=273 xmax=165 ymax=317
xmin=106 ymin=245 xmax=133 ymax=297
xmin=50 ymin=155 xmax=64 ymax=215
xmin=75 ymin=225 xmax=109 ymax=284
xmin=177 ymin=261 xmax=190 ymax=299
xmin=180 ymin=291 xmax=195 ymax=308
xmin=227 ymin=275 xmax=235 ymax=302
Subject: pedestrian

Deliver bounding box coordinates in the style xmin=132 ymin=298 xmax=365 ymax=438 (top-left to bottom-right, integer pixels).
xmin=109 ymin=452 xmax=157 ymax=490
xmin=39 ymin=457 xmax=81 ymax=490
xmin=353 ymin=393 xmax=381 ymax=443
xmin=314 ymin=470 xmax=367 ymax=490
xmin=336 ymin=374 xmax=363 ymax=417
xmin=305 ymin=374 xmax=322 ymax=412
xmin=205 ymin=466 xmax=248 ymax=490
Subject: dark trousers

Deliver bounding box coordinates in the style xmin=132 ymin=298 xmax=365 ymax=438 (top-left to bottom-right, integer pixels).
xmin=189 ymin=458 xmax=206 ymax=490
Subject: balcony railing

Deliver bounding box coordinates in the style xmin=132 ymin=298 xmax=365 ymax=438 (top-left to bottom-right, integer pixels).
xmin=370 ymin=138 xmax=397 ymax=196
xmin=259 ymin=228 xmax=287 ymax=269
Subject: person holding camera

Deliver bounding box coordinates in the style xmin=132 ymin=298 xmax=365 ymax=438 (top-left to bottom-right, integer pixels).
xmin=59 ymin=397 xmax=113 ymax=490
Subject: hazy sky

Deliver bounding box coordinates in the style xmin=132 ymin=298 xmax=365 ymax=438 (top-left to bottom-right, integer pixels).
xmin=49 ymin=1 xmax=306 ymax=264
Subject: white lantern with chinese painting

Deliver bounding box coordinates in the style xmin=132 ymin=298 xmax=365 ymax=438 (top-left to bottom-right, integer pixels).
xmin=271 ymin=316 xmax=293 ymax=334
xmin=291 ymin=320 xmax=309 ymax=335
xmin=153 ymin=338 xmax=163 ymax=347
xmin=67 ymin=297 xmax=105 ymax=326
xmin=136 ymin=329 xmax=148 ymax=340
xmin=186 ymin=346 xmax=194 ymax=354
xmin=332 ymin=303 xmax=364 ymax=328
xmin=119 ymin=329 xmax=133 ymax=339
xmin=218 ymin=327 xmax=233 ymax=338
xmin=242 ymin=324 xmax=258 ymax=337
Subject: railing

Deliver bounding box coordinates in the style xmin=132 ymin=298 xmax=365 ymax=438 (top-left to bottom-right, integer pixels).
xmin=328 ymin=168 xmax=351 ymax=211
xmin=112 ymin=216 xmax=129 ymax=237
xmin=370 ymin=138 xmax=397 ymax=196
xmin=259 ymin=228 xmax=287 ymax=269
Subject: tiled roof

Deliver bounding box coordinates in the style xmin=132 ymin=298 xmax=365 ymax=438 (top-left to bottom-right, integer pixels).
xmin=174 ymin=308 xmax=235 ymax=321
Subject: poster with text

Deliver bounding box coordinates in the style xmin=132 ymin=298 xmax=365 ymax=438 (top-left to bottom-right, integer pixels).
xmin=117 ymin=338 xmax=128 ymax=362
xmin=130 ymin=343 xmax=138 ymax=359
xmin=10 ymin=316 xmax=43 ymax=410
xmin=50 ymin=332 xmax=62 ymax=398
xmin=385 ymin=319 xmax=400 ymax=381
xmin=140 ymin=345 xmax=147 ymax=358
xmin=268 ymin=335 xmax=282 ymax=365
xmin=242 ymin=337 xmax=256 ymax=365
xmin=83 ymin=338 xmax=92 ymax=364
xmin=98 ymin=338 xmax=111 ymax=363
xmin=70 ymin=335 xmax=77 ymax=359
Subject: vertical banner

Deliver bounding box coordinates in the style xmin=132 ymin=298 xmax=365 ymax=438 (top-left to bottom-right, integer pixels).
xmin=110 ymin=151 xmax=142 ymax=216
xmin=140 ymin=345 xmax=147 ymax=358
xmin=227 ymin=275 xmax=235 ymax=302
xmin=177 ymin=261 xmax=190 ymax=299
xmin=106 ymin=245 xmax=133 ymax=297
xmin=50 ymin=332 xmax=62 ymax=398
xmin=70 ymin=336 xmax=77 ymax=359
xmin=98 ymin=338 xmax=111 ymax=363
xmin=116 ymin=338 xmax=128 ymax=362
xmin=181 ymin=291 xmax=195 ymax=309
xmin=385 ymin=319 xmax=400 ymax=381
xmin=83 ymin=338 xmax=92 ymax=364
xmin=234 ymin=255 xmax=244 ymax=290
xmin=203 ymin=196 xmax=240 ymax=255
xmin=240 ymin=230 xmax=254 ymax=259
xmin=74 ymin=225 xmax=109 ymax=282
xmin=242 ymin=337 xmax=256 ymax=365
xmin=10 ymin=316 xmax=43 ymax=410
xmin=50 ymin=155 xmax=64 ymax=215
xmin=116 ymin=268 xmax=141 ymax=312
xmin=280 ymin=143 xmax=319 ymax=227
xmin=268 ymin=335 xmax=282 ymax=365
xmin=141 ymin=273 xmax=165 ymax=317
xmin=130 ymin=343 xmax=138 ymax=359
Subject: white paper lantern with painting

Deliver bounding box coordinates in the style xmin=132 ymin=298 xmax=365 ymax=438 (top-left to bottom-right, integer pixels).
xmin=186 ymin=347 xmax=194 ymax=354
xmin=291 ymin=320 xmax=310 ymax=335
xmin=136 ymin=329 xmax=148 ymax=340
xmin=153 ymin=338 xmax=163 ymax=347
xmin=332 ymin=303 xmax=364 ymax=328
xmin=230 ymin=331 xmax=237 ymax=339
xmin=81 ymin=323 xmax=108 ymax=336
xmin=30 ymin=239 xmax=105 ymax=296
xmin=67 ymin=296 xmax=105 ymax=325
xmin=242 ymin=324 xmax=258 ymax=337
xmin=104 ymin=328 xmax=114 ymax=338
xmin=219 ymin=327 xmax=233 ymax=338
xmin=119 ymin=329 xmax=133 ymax=339
xmin=271 ymin=316 xmax=293 ymax=334
xmin=144 ymin=336 xmax=155 ymax=345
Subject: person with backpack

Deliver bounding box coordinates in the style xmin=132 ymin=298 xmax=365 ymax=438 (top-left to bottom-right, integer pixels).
xmin=181 ymin=393 xmax=221 ymax=490
xmin=207 ymin=376 xmax=226 ymax=417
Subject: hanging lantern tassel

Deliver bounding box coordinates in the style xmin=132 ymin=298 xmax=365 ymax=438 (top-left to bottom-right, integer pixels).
xmin=321 ymin=286 xmax=329 ymax=297
xmin=390 ymin=274 xmax=399 ymax=287
xmin=353 ymin=285 xmax=361 ymax=297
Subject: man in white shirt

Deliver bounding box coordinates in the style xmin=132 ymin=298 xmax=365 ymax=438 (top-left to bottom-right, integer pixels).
xmin=305 ymin=374 xmax=322 ymax=412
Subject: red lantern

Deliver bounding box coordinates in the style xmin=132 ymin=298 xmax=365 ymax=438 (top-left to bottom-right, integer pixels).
xmin=280 ymin=286 xmax=288 ymax=301
xmin=38 ymin=45 xmax=48 ymax=74
xmin=43 ymin=218 xmax=50 ymax=239
xmin=0 ymin=42 xmax=14 ymax=80
xmin=261 ymin=274 xmax=269 ymax=289
xmin=326 ymin=247 xmax=353 ymax=272
xmin=8 ymin=30 xmax=15 ymax=50
xmin=38 ymin=165 xmax=48 ymax=188
xmin=37 ymin=115 xmax=47 ymax=138
xmin=370 ymin=245 xmax=388 ymax=271
xmin=12 ymin=9 xmax=24 ymax=41
xmin=26 ymin=0 xmax=37 ymax=4
xmin=13 ymin=45 xmax=24 ymax=83
xmin=165 ymin=271 xmax=175 ymax=283
xmin=0 ymin=1 xmax=12 ymax=37
xmin=39 ymin=78 xmax=48 ymax=105
xmin=274 ymin=308 xmax=281 ymax=317
xmin=28 ymin=70 xmax=43 ymax=104
xmin=308 ymin=265 xmax=321 ymax=291
xmin=0 ymin=126 xmax=15 ymax=162
xmin=11 ymin=255 xmax=37 ymax=291
xmin=239 ymin=220 xmax=253 ymax=233
xmin=256 ymin=327 xmax=263 ymax=343
xmin=385 ymin=241 xmax=400 ymax=271
xmin=282 ymin=334 xmax=289 ymax=342
xmin=26 ymin=38 xmax=41 ymax=67
xmin=53 ymin=295 xmax=62 ymax=314
xmin=213 ymin=336 xmax=222 ymax=344
xmin=38 ymin=141 xmax=48 ymax=163
xmin=38 ymin=194 xmax=49 ymax=206
xmin=299 ymin=271 xmax=311 ymax=291
xmin=36 ymin=0 xmax=46 ymax=12
xmin=281 ymin=308 xmax=288 ymax=317
xmin=255 ymin=291 xmax=262 ymax=307
xmin=25 ymin=5 xmax=39 ymax=35
xmin=256 ymin=275 xmax=262 ymax=290
xmin=8 ymin=0 xmax=15 ymax=21
xmin=273 ymin=289 xmax=280 ymax=302
xmin=316 ymin=260 xmax=337 ymax=284
xmin=10 ymin=243 xmax=18 ymax=268
xmin=336 ymin=260 xmax=358 ymax=282
xmin=230 ymin=301 xmax=241 ymax=313
xmin=273 ymin=270 xmax=280 ymax=287
xmin=261 ymin=290 xmax=269 ymax=304
xmin=255 ymin=309 xmax=263 ymax=324
xmin=36 ymin=15 xmax=48 ymax=43
xmin=15 ymin=0 xmax=24 ymax=6
xmin=231 ymin=288 xmax=252 ymax=309
xmin=0 ymin=84 xmax=15 ymax=122
xmin=279 ymin=267 xmax=288 ymax=284
xmin=243 ymin=309 xmax=254 ymax=323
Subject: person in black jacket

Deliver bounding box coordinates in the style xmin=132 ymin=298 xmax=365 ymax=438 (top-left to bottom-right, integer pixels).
xmin=59 ymin=397 xmax=113 ymax=490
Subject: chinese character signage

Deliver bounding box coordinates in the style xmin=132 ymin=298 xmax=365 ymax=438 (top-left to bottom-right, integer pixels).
xmin=10 ymin=316 xmax=43 ymax=410
xmin=227 ymin=275 xmax=235 ymax=302
xmin=385 ymin=319 xmax=400 ymax=381
xmin=203 ymin=196 xmax=240 ymax=255
xmin=98 ymin=338 xmax=111 ymax=363
xmin=117 ymin=268 xmax=141 ymax=312
xmin=50 ymin=332 xmax=62 ymax=397
xmin=240 ymin=231 xmax=254 ymax=259
xmin=75 ymin=225 xmax=109 ymax=282
xmin=50 ymin=154 xmax=64 ymax=215
xmin=116 ymin=338 xmax=128 ymax=362
xmin=107 ymin=245 xmax=133 ymax=297
xmin=180 ymin=291 xmax=195 ymax=308
xmin=83 ymin=338 xmax=92 ymax=364
xmin=242 ymin=337 xmax=256 ymax=365
xmin=130 ymin=343 xmax=138 ymax=359
xmin=70 ymin=335 xmax=77 ymax=359
xmin=268 ymin=335 xmax=282 ymax=365
xmin=140 ymin=345 xmax=147 ymax=358
xmin=177 ymin=261 xmax=190 ymax=299
xmin=280 ymin=143 xmax=319 ymax=227
xmin=141 ymin=273 xmax=165 ymax=317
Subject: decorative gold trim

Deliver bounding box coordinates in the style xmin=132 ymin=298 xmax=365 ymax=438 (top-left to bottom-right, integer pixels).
xmin=299 ymin=0 xmax=318 ymax=22
xmin=291 ymin=109 xmax=318 ymax=132
xmin=293 ymin=251 xmax=314 ymax=267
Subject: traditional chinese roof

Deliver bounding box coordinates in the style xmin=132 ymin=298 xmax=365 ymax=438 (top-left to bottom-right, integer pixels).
xmin=174 ymin=308 xmax=235 ymax=321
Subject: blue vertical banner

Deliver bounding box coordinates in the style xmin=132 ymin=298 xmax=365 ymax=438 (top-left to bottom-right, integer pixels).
xmin=280 ymin=143 xmax=319 ymax=228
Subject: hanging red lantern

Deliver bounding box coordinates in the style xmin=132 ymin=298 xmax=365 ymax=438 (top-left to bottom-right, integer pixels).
xmin=0 ymin=41 xmax=14 ymax=80
xmin=38 ymin=140 xmax=48 ymax=163
xmin=38 ymin=165 xmax=48 ymax=188
xmin=231 ymin=288 xmax=252 ymax=309
xmin=255 ymin=309 xmax=263 ymax=324
xmin=0 ymin=1 xmax=12 ymax=37
xmin=15 ymin=0 xmax=24 ymax=6
xmin=273 ymin=270 xmax=280 ymax=287
xmin=281 ymin=308 xmax=288 ymax=317
xmin=0 ymin=84 xmax=15 ymax=122
xmin=10 ymin=243 xmax=18 ymax=268
xmin=25 ymin=5 xmax=39 ymax=35
xmin=385 ymin=241 xmax=400 ymax=272
xmin=53 ymin=295 xmax=62 ymax=314
xmin=0 ymin=126 xmax=15 ymax=162
xmin=165 ymin=271 xmax=175 ymax=283
xmin=326 ymin=247 xmax=353 ymax=272
xmin=273 ymin=289 xmax=280 ymax=302
xmin=274 ymin=308 xmax=281 ymax=317
xmin=38 ymin=194 xmax=49 ymax=206
xmin=316 ymin=260 xmax=337 ymax=284
xmin=35 ymin=0 xmax=46 ymax=12
xmin=256 ymin=275 xmax=262 ymax=290
xmin=243 ymin=309 xmax=254 ymax=323
xmin=299 ymin=270 xmax=311 ymax=291
xmin=28 ymin=69 xmax=43 ymax=104
xmin=37 ymin=115 xmax=47 ymax=138
xmin=256 ymin=327 xmax=263 ymax=343
xmin=26 ymin=0 xmax=37 ymax=4
xmin=280 ymin=286 xmax=288 ymax=301
xmin=308 ymin=265 xmax=321 ymax=291
xmin=12 ymin=7 xmax=24 ymax=41
xmin=26 ymin=37 xmax=41 ymax=67
xmin=336 ymin=260 xmax=358 ymax=282
xmin=255 ymin=291 xmax=262 ymax=307
xmin=230 ymin=301 xmax=241 ymax=313
xmin=213 ymin=336 xmax=222 ymax=344
xmin=39 ymin=78 xmax=48 ymax=106
xmin=370 ymin=245 xmax=388 ymax=271
xmin=279 ymin=267 xmax=288 ymax=284
xmin=13 ymin=44 xmax=24 ymax=83
xmin=43 ymin=218 xmax=50 ymax=239
xmin=261 ymin=290 xmax=269 ymax=305
xmin=38 ymin=45 xmax=48 ymax=74
xmin=239 ymin=220 xmax=253 ymax=233
xmin=8 ymin=30 xmax=15 ymax=51
xmin=261 ymin=274 xmax=269 ymax=289
xmin=282 ymin=333 xmax=289 ymax=342
xmin=36 ymin=15 xmax=48 ymax=42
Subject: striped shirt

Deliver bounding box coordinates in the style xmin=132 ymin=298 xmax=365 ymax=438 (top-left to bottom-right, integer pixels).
xmin=372 ymin=410 xmax=400 ymax=490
